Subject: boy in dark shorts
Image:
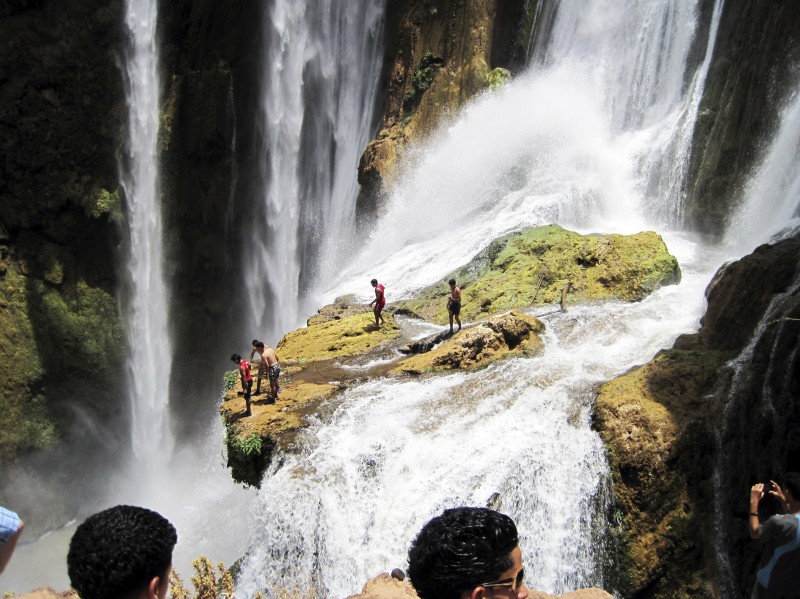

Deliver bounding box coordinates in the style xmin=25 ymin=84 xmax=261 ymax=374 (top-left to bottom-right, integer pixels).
xmin=447 ymin=278 xmax=462 ymax=333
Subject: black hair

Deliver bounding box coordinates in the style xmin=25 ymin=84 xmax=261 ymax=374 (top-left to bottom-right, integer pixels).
xmin=251 ymin=339 xmax=260 ymax=347
xmin=449 ymin=279 xmax=456 ymax=285
xmin=407 ymin=507 xmax=518 ymax=599
xmin=255 ymin=341 xmax=265 ymax=349
xmin=371 ymin=278 xmax=378 ymax=285
xmin=231 ymin=353 xmax=241 ymax=362
xmin=784 ymin=472 xmax=800 ymax=500
xmin=67 ymin=505 xmax=177 ymax=599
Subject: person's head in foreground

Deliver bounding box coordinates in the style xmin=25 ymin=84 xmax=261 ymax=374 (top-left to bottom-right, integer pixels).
xmin=407 ymin=507 xmax=529 ymax=599
xmin=68 ymin=505 xmax=177 ymax=599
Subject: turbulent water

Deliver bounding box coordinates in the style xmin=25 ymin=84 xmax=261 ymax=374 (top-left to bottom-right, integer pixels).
xmin=234 ymin=1 xmax=758 ymax=597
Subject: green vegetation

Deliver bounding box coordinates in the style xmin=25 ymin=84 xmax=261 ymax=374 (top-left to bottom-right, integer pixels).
xmin=223 ymin=370 xmax=238 ymax=391
xmin=403 ymin=52 xmax=443 ymax=112
xmin=487 ymin=67 xmax=511 ymax=90
xmin=224 ymin=423 xmax=273 ymax=488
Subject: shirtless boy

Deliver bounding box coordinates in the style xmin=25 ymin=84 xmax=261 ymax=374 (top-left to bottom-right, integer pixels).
xmin=370 ymin=278 xmax=386 ymax=327
xmin=447 ymin=278 xmax=462 ymax=333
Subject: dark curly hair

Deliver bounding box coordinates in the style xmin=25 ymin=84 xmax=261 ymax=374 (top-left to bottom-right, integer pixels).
xmin=407 ymin=507 xmax=519 ymax=599
xmin=67 ymin=505 xmax=177 ymax=599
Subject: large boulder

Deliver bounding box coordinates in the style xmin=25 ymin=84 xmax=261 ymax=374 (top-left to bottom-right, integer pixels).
xmin=393 ymin=310 xmax=544 ymax=374
xmin=397 ymin=225 xmax=681 ymax=324
xmin=357 ymin=0 xmax=531 ymax=222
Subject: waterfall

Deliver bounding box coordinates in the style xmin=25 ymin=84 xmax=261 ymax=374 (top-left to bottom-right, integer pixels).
xmin=243 ymin=0 xmax=385 ymax=341
xmin=725 ymin=85 xmax=800 ymax=255
xmin=118 ymin=0 xmax=173 ymax=480
xmin=235 ymin=2 xmax=729 ymax=597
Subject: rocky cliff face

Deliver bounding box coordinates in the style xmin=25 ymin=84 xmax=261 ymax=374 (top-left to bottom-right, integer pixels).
xmin=356 ymin=0 xmax=529 ymax=226
xmin=684 ymin=0 xmax=800 ymax=238
xmin=594 ymin=232 xmax=800 ymax=597
xmin=0 ymin=1 xmax=126 ymax=470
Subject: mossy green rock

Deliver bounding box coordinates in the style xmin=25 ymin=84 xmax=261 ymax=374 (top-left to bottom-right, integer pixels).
xmin=397 ymin=225 xmax=681 ymax=324
xmin=594 ymin=345 xmax=724 ymax=598
xmin=393 ymin=310 xmax=544 ymax=374
xmin=277 ymin=312 xmax=400 ymax=363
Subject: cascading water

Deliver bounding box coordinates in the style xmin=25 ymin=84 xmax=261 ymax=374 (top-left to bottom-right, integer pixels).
xmin=725 ymin=85 xmax=800 ymax=255
xmin=244 ymin=0 xmax=385 ymax=341
xmin=235 ymin=2 xmax=733 ymax=597
xmin=118 ymin=0 xmax=173 ymax=485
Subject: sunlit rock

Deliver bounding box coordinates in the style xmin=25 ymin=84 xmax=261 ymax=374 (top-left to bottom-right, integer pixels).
xmin=278 ymin=312 xmax=400 ymax=363
xmin=393 ymin=310 xmax=544 ymax=375
xmin=396 ymin=225 xmax=681 ymax=324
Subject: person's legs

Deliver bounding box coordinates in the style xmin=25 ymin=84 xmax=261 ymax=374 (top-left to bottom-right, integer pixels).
xmin=255 ymin=362 xmax=265 ymax=395
xmin=244 ymin=379 xmax=252 ymax=415
xmin=269 ymin=365 xmax=281 ymax=401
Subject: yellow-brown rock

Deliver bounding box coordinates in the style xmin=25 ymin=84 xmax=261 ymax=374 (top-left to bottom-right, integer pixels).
xmin=220 ymin=372 xmax=339 ymax=488
xmin=278 ymin=312 xmax=400 ymax=363
xmin=593 ymin=345 xmax=723 ymax=598
xmin=357 ymin=0 xmax=521 ymax=219
xmin=346 ymin=573 xmax=419 ymax=599
xmin=393 ymin=310 xmax=544 ymax=375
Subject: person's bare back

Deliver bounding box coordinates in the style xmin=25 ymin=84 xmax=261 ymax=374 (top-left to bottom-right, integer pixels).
xmin=263 ymin=345 xmax=279 ymax=366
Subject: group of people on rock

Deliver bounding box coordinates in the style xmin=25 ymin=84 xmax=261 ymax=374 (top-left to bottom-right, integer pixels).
xmin=370 ymin=277 xmax=462 ymax=333
xmin=230 ymin=339 xmax=280 ymax=417
xmin=3 ymin=472 xmax=799 ymax=597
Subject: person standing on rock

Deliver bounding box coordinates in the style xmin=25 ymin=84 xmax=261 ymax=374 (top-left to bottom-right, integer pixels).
xmin=407 ymin=507 xmax=529 ymax=599
xmin=231 ymin=353 xmax=252 ymax=416
xmin=262 ymin=342 xmax=281 ymax=403
xmin=447 ymin=278 xmax=462 ymax=334
xmin=748 ymin=472 xmax=800 ymax=598
xmin=370 ymin=278 xmax=386 ymax=327
xmin=249 ymin=339 xmax=268 ymax=396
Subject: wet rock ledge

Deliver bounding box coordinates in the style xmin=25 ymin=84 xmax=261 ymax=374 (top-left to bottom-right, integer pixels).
xmin=220 ymin=225 xmax=681 ymax=488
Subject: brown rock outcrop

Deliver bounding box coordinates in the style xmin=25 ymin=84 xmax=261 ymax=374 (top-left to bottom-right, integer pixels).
xmin=393 ymin=310 xmax=544 ymax=374
xmin=357 ymin=0 xmax=528 ymax=222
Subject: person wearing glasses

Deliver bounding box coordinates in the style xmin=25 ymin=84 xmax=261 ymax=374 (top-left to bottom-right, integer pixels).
xmin=407 ymin=506 xmax=529 ymax=599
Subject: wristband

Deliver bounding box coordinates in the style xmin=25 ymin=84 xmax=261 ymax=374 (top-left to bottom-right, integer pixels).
xmin=749 ymin=512 xmax=759 ymax=517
